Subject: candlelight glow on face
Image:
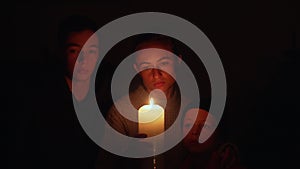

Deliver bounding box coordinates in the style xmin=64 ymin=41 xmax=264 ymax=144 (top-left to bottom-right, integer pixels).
xmin=133 ymin=45 xmax=178 ymax=100
xmin=138 ymin=97 xmax=165 ymax=137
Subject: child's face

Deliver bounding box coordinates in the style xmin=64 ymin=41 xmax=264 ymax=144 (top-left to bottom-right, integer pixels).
xmin=182 ymin=108 xmax=218 ymax=153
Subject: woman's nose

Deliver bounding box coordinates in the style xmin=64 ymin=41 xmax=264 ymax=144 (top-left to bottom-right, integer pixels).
xmin=151 ymin=68 xmax=162 ymax=78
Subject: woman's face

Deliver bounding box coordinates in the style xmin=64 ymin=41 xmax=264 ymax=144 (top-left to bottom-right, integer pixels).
xmin=134 ymin=43 xmax=178 ymax=99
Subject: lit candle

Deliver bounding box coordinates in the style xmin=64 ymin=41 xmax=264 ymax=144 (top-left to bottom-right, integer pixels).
xmin=138 ymin=98 xmax=165 ymax=137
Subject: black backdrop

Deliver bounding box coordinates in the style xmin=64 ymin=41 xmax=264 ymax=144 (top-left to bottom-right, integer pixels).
xmin=10 ymin=1 xmax=299 ymax=169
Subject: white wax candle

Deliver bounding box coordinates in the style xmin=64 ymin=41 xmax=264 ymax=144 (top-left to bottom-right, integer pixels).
xmin=138 ymin=98 xmax=165 ymax=137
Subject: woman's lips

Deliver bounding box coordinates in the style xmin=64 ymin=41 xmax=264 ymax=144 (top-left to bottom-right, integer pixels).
xmin=78 ymin=69 xmax=89 ymax=74
xmin=153 ymin=82 xmax=165 ymax=88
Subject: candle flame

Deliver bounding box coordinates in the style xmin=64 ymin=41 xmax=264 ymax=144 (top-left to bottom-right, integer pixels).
xmin=149 ymin=98 xmax=154 ymax=106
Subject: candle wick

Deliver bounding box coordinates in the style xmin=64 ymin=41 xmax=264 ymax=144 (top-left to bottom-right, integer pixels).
xmin=150 ymin=98 xmax=154 ymax=106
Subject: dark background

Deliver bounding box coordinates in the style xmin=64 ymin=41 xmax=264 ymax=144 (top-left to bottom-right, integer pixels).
xmin=10 ymin=0 xmax=299 ymax=169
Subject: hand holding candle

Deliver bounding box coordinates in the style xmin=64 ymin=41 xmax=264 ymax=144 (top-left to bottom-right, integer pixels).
xmin=138 ymin=98 xmax=165 ymax=137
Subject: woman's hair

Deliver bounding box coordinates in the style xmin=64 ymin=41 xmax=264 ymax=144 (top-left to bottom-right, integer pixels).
xmin=133 ymin=33 xmax=180 ymax=56
xmin=57 ymin=14 xmax=98 ymax=48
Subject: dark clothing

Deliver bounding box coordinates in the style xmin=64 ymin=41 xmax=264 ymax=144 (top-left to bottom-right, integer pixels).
xmin=33 ymin=71 xmax=99 ymax=169
xmin=180 ymin=143 xmax=247 ymax=169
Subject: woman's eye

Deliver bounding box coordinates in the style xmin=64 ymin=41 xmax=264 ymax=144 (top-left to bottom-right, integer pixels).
xmin=160 ymin=62 xmax=170 ymax=66
xmin=88 ymin=50 xmax=97 ymax=54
